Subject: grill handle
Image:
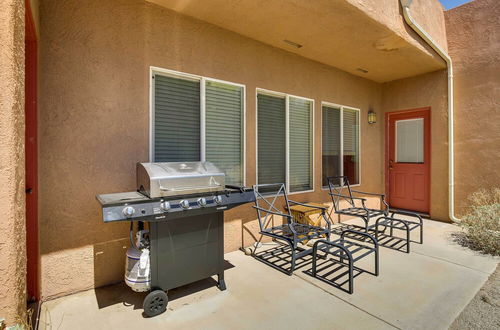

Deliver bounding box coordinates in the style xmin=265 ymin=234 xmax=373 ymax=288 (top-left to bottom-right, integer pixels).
xmin=159 ymin=184 xmax=223 ymax=192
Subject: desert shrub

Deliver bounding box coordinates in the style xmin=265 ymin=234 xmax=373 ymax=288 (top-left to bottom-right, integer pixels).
xmin=457 ymin=188 xmax=500 ymax=256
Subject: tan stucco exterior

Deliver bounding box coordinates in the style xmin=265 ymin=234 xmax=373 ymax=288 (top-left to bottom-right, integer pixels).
xmin=148 ymin=0 xmax=447 ymax=82
xmin=0 ymin=0 xmax=26 ymax=325
xmin=347 ymin=0 xmax=448 ymax=52
xmin=445 ymin=0 xmax=500 ymax=216
xmin=0 ymin=0 xmax=495 ymax=312
xmin=38 ymin=0 xmax=387 ymax=299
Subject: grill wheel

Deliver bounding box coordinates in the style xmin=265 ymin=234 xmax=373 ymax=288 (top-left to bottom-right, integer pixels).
xmin=143 ymin=289 xmax=168 ymax=317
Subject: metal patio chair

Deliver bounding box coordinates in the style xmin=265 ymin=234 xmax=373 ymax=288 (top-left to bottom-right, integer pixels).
xmin=252 ymin=183 xmax=332 ymax=275
xmin=326 ymin=176 xmax=424 ymax=252
xmin=327 ymin=176 xmax=388 ymax=231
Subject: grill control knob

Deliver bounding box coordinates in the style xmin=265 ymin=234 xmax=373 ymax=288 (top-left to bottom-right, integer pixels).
xmin=123 ymin=206 xmax=135 ymax=217
xmin=180 ymin=200 xmax=190 ymax=209
xmin=197 ymin=198 xmax=207 ymax=207
xmin=213 ymin=195 xmax=223 ymax=205
xmin=160 ymin=201 xmax=171 ymax=212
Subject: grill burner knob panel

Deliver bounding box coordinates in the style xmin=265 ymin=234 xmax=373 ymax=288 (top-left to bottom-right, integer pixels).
xmin=180 ymin=200 xmax=190 ymax=209
xmin=197 ymin=198 xmax=207 ymax=207
xmin=214 ymin=195 xmax=223 ymax=205
xmin=123 ymin=206 xmax=136 ymax=217
xmin=160 ymin=201 xmax=171 ymax=212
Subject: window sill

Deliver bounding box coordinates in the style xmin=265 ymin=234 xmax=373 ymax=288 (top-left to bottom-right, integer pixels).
xmin=288 ymin=189 xmax=315 ymax=196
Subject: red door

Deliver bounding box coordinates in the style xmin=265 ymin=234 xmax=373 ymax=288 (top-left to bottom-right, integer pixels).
xmin=385 ymin=108 xmax=430 ymax=214
xmin=25 ymin=0 xmax=39 ymax=301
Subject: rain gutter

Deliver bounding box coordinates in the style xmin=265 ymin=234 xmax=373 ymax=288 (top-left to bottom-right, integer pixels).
xmin=399 ymin=0 xmax=459 ymax=221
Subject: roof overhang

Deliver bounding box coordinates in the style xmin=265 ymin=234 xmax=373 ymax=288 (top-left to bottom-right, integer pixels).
xmin=147 ymin=0 xmax=446 ymax=82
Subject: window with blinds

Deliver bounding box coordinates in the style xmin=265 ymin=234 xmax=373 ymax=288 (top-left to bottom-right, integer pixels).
xmin=152 ymin=70 xmax=244 ymax=185
xmin=257 ymin=92 xmax=313 ymax=193
xmin=205 ymin=81 xmax=244 ymax=186
xmin=289 ymin=97 xmax=313 ymax=192
xmin=321 ymin=104 xmax=360 ymax=186
xmin=322 ymin=106 xmax=341 ymax=187
xmin=257 ymin=94 xmax=286 ymax=187
xmin=343 ymin=108 xmax=360 ymax=185
xmin=154 ymin=74 xmax=201 ymax=162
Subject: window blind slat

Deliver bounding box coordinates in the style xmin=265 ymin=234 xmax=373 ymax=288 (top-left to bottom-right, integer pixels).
xmin=258 ymin=94 xmax=286 ymax=187
xmin=205 ymin=81 xmax=243 ymax=186
xmin=154 ymin=74 xmax=200 ymax=162
xmin=289 ymin=97 xmax=312 ymax=192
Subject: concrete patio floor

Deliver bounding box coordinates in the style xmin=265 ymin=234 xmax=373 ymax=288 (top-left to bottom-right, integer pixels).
xmin=38 ymin=219 xmax=498 ymax=330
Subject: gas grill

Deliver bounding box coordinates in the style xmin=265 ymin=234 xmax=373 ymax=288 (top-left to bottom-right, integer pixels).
xmin=96 ymin=161 xmax=254 ymax=317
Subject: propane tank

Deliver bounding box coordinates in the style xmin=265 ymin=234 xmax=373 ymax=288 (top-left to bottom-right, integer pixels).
xmin=125 ymin=224 xmax=151 ymax=292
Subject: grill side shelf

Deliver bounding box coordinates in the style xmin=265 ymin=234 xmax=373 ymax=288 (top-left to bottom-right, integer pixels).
xmin=97 ymin=189 xmax=255 ymax=223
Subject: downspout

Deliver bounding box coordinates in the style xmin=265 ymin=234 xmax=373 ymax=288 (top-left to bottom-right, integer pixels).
xmin=399 ymin=0 xmax=459 ymax=222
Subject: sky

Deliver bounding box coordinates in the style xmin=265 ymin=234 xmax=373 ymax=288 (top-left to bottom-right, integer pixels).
xmin=438 ymin=0 xmax=474 ymax=10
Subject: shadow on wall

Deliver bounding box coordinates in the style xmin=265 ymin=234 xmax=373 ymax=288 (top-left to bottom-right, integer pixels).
xmin=93 ymin=238 xmax=129 ymax=291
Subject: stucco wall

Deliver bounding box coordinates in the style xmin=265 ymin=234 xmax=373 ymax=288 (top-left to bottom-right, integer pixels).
xmin=444 ymin=0 xmax=500 ymax=216
xmin=348 ymin=0 xmax=448 ymax=55
xmin=0 ymin=0 xmax=26 ymax=324
xmin=39 ymin=0 xmax=384 ymax=299
xmin=381 ymin=70 xmax=449 ymax=221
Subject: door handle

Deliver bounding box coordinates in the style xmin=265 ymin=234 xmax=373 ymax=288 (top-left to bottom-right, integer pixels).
xmin=26 ymin=188 xmax=33 ymax=194
xmin=389 ymin=159 xmax=394 ymax=170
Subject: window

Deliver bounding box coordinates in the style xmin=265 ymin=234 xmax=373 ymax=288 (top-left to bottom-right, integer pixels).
xmin=151 ymin=68 xmax=244 ymax=186
xmin=322 ymin=103 xmax=360 ymax=186
xmin=257 ymin=94 xmax=286 ymax=187
xmin=396 ymin=118 xmax=423 ymax=163
xmin=257 ymin=90 xmax=313 ymax=193
xmin=322 ymin=105 xmax=341 ymax=186
xmin=343 ymin=108 xmax=360 ymax=184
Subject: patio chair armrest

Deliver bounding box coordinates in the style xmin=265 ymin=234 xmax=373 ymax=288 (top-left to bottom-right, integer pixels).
xmin=389 ymin=209 xmax=423 ymax=225
xmin=329 ymin=193 xmax=367 ymax=202
xmin=289 ymin=200 xmax=328 ymax=211
xmin=351 ymin=190 xmax=385 ymax=198
xmin=351 ymin=190 xmax=389 ymax=212
xmin=252 ymin=206 xmax=292 ymax=220
xmin=341 ymin=229 xmax=378 ymax=248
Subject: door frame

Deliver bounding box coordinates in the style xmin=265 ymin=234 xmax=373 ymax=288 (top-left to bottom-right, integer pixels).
xmin=385 ymin=107 xmax=431 ymax=214
xmin=25 ymin=0 xmax=39 ymax=301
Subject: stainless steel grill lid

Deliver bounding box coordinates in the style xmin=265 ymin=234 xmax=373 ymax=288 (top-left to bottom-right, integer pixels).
xmin=137 ymin=161 xmax=225 ymax=198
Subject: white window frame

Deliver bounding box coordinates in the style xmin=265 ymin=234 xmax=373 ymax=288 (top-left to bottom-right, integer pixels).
xmin=255 ymin=88 xmax=315 ymax=195
xmin=321 ymin=101 xmax=361 ymax=189
xmin=149 ymin=66 xmax=246 ymax=186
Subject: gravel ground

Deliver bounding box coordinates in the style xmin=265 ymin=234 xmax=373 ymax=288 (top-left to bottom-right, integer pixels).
xmin=449 ymin=264 xmax=500 ymax=330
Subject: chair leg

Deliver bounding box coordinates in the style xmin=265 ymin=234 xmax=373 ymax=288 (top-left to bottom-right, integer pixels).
xmin=348 ymin=258 xmax=354 ymax=294
xmin=312 ymin=243 xmax=319 ymax=277
xmin=420 ymin=224 xmax=424 ymax=244
xmin=406 ymin=226 xmax=411 ymax=253
xmin=289 ymin=241 xmax=296 ymax=276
